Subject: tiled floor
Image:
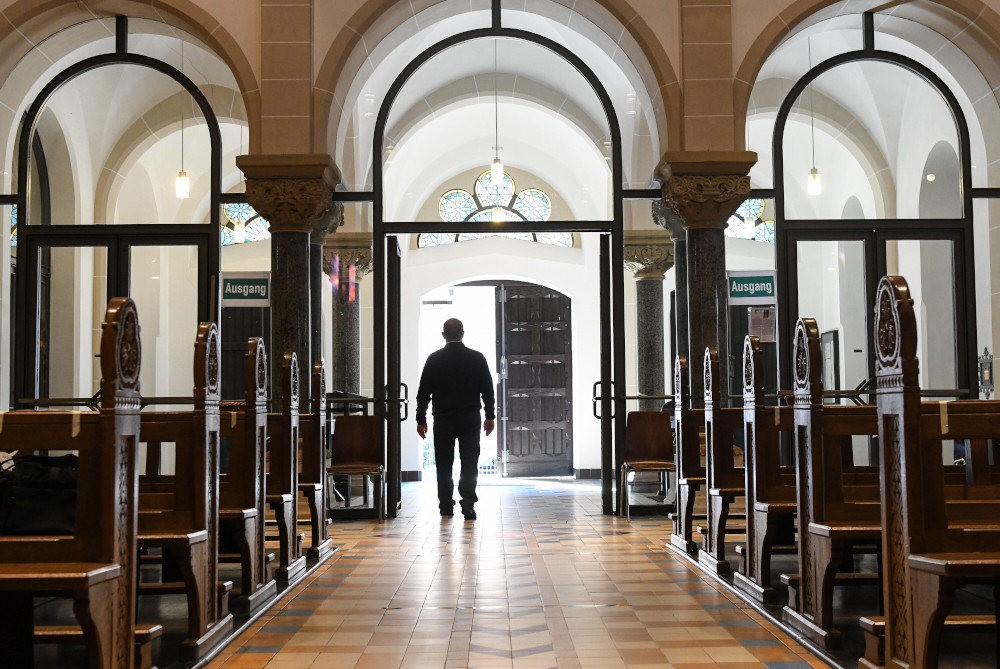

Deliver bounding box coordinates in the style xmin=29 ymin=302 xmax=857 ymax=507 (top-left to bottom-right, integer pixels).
xmin=205 ymin=477 xmax=827 ymax=669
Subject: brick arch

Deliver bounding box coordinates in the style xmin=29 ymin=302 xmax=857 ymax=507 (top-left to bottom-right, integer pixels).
xmin=313 ymin=0 xmax=681 ymax=159
xmin=733 ymin=0 xmax=1000 ymax=148
xmin=0 ymin=0 xmax=261 ymax=152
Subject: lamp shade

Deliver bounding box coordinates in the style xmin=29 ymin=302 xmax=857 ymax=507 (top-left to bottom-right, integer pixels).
xmin=175 ymin=170 xmax=190 ymax=199
xmin=807 ymin=167 xmax=822 ymax=196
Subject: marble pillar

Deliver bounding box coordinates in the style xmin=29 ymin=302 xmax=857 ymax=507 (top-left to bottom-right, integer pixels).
xmin=653 ymin=200 xmax=689 ymax=378
xmin=322 ymin=233 xmax=373 ymax=395
xmin=311 ymin=204 xmax=344 ymax=387
xmin=658 ymin=152 xmax=756 ymax=406
xmin=238 ymin=154 xmax=338 ymax=409
xmin=624 ymin=232 xmax=674 ymax=412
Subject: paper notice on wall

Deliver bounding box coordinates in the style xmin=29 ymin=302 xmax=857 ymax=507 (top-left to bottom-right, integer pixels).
xmin=749 ymin=307 xmax=776 ymax=343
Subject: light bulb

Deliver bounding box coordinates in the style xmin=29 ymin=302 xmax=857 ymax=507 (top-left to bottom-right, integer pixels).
xmin=491 ymin=157 xmax=503 ymax=184
xmin=175 ymin=170 xmax=190 ymax=199
xmin=807 ymin=167 xmax=822 ymax=196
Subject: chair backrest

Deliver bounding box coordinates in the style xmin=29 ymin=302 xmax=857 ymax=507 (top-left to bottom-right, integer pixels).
xmin=330 ymin=415 xmax=383 ymax=468
xmin=623 ymin=411 xmax=672 ymax=464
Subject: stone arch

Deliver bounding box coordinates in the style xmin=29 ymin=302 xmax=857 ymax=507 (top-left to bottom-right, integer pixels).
xmin=0 ymin=0 xmax=260 ymax=152
xmin=312 ymin=0 xmax=681 ymax=168
xmin=733 ymin=0 xmax=1000 ymax=150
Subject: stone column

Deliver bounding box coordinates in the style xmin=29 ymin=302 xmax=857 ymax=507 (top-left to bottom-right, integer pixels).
xmin=624 ymin=232 xmax=674 ymax=412
xmin=322 ymin=233 xmax=373 ymax=395
xmin=310 ymin=204 xmax=344 ymax=389
xmin=658 ymin=152 xmax=756 ymax=406
xmin=653 ymin=200 xmax=689 ymax=382
xmin=238 ymin=154 xmax=337 ymax=409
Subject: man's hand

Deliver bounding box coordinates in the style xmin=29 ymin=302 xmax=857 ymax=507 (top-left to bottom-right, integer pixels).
xmin=417 ymin=424 xmax=428 ymax=439
xmin=484 ymin=419 xmax=495 ymax=436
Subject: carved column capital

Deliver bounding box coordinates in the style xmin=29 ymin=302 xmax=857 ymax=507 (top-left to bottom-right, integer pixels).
xmin=624 ymin=232 xmax=674 ymax=279
xmin=237 ymin=154 xmax=340 ymax=233
xmin=324 ymin=232 xmax=373 ymax=278
xmin=312 ymin=202 xmax=345 ymax=244
xmin=656 ymin=151 xmax=756 ymax=231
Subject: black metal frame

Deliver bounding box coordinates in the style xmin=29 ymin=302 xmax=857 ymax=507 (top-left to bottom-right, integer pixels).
xmin=773 ymin=12 xmax=978 ymax=394
xmin=11 ymin=16 xmax=223 ymax=406
xmin=359 ymin=0 xmax=647 ymax=515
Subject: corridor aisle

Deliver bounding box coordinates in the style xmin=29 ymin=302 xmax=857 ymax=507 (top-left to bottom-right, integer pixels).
xmin=206 ymin=478 xmax=823 ymax=668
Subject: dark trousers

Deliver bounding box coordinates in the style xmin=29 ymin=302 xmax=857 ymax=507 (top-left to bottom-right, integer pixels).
xmin=433 ymin=423 xmax=480 ymax=513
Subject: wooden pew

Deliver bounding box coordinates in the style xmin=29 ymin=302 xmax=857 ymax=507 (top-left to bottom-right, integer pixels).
xmin=218 ymin=338 xmax=276 ymax=615
xmin=0 ymin=297 xmax=142 ymax=669
xmin=698 ymin=347 xmax=746 ymax=576
xmin=862 ymin=275 xmax=1000 ymax=669
xmin=669 ymin=354 xmax=706 ymax=555
xmin=732 ymin=335 xmax=797 ymax=604
xmin=136 ymin=322 xmax=233 ymax=662
xmin=299 ymin=360 xmax=333 ymax=560
xmin=265 ymin=352 xmax=306 ymax=584
xmin=782 ymin=317 xmax=883 ymax=651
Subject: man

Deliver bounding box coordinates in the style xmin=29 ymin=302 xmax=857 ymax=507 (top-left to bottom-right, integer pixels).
xmin=416 ymin=318 xmax=495 ymax=520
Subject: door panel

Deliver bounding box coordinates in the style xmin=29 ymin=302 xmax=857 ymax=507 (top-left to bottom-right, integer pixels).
xmin=502 ymin=284 xmax=572 ymax=477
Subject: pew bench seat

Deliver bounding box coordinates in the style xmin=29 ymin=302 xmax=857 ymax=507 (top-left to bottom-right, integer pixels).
xmin=806 ymin=520 xmax=881 ymax=539
xmin=860 ymin=614 xmax=996 ymax=668
xmin=34 ymin=623 xmax=163 ymax=669
xmin=908 ymin=552 xmax=1000 ymax=577
xmin=0 ymin=562 xmax=121 ymax=589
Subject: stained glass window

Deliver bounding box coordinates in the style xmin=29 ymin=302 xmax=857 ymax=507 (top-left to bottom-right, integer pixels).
xmin=10 ymin=205 xmax=16 ymax=247
xmin=423 ymin=171 xmax=565 ymax=248
xmin=724 ymin=198 xmax=774 ymax=244
xmin=440 ymin=190 xmax=477 ymax=222
xmin=222 ymin=202 xmax=271 ymax=246
xmin=474 ymin=171 xmax=515 ymax=207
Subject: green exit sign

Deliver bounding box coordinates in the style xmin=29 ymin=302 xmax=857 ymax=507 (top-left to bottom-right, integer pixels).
xmin=729 ymin=273 xmax=776 ymax=304
xmin=222 ymin=273 xmax=270 ymax=307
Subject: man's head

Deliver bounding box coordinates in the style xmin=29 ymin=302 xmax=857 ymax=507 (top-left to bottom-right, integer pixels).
xmin=442 ymin=318 xmax=464 ymax=342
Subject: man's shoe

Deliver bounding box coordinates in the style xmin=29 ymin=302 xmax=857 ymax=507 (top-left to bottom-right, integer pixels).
xmin=441 ymin=501 xmax=456 ymax=517
xmin=462 ymin=508 xmax=476 ymax=521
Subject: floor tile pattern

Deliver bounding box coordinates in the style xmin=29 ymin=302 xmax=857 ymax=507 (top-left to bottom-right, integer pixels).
xmin=205 ymin=478 xmax=828 ymax=668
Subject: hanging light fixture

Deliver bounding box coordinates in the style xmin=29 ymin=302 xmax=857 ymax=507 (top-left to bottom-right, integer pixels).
xmin=490 ymin=38 xmax=503 ymax=185
xmin=807 ymin=37 xmax=821 ymax=197
xmin=176 ymin=39 xmax=189 ymax=199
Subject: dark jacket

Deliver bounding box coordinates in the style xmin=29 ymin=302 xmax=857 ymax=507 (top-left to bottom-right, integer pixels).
xmin=416 ymin=341 xmax=496 ymax=429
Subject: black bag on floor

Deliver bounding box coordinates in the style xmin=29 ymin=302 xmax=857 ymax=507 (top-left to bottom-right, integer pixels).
xmin=0 ymin=453 xmax=78 ymax=535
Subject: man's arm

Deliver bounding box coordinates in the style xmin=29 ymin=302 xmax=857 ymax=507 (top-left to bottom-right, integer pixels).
xmin=415 ymin=359 xmax=433 ymax=438
xmin=479 ymin=352 xmax=496 ymax=436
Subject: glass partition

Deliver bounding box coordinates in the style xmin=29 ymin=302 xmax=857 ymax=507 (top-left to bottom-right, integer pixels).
xmin=44 ymin=246 xmax=108 ymax=399
xmin=130 ymin=245 xmax=199 ymax=402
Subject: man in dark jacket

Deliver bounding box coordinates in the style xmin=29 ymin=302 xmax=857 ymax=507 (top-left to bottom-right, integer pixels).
xmin=416 ymin=318 xmax=495 ymax=520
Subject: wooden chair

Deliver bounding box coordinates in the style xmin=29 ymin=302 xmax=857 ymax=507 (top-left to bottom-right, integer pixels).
xmin=619 ymin=411 xmax=674 ymax=520
xmin=327 ymin=415 xmax=385 ymax=522
xmin=218 ymin=338 xmax=276 ymax=615
xmin=699 ymin=347 xmax=746 ymax=577
xmin=863 ymin=275 xmax=1000 ymax=669
xmin=265 ymin=352 xmax=306 ymax=584
xmin=299 ymin=360 xmax=334 ymax=560
xmin=0 ymin=297 xmax=143 ymax=669
xmin=136 ymin=322 xmax=233 ymax=662
xmin=669 ymin=355 xmax=705 ymax=555
xmin=732 ymin=335 xmax=797 ymax=604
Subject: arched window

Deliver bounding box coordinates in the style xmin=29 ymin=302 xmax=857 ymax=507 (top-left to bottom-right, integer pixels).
xmin=419 ymin=171 xmax=572 ymax=248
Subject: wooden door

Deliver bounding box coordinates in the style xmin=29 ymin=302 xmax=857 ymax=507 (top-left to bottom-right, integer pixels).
xmin=501 ymin=284 xmax=572 ymax=476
